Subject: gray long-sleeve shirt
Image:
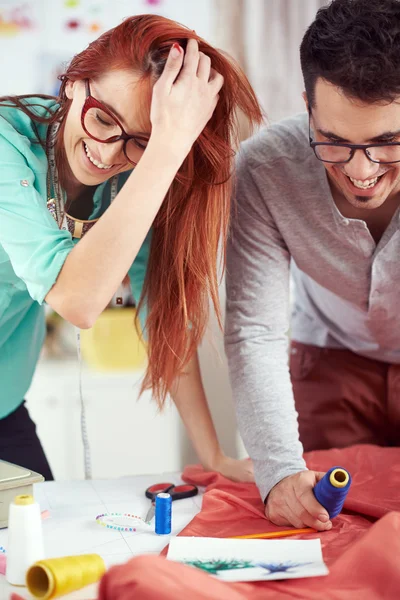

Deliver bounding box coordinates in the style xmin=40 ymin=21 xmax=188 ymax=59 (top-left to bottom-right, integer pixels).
xmin=225 ymin=112 xmax=400 ymax=501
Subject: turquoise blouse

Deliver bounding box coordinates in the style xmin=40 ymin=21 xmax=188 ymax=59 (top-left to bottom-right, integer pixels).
xmin=0 ymin=98 xmax=150 ymax=419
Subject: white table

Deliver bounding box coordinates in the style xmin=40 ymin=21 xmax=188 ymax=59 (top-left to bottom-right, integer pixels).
xmin=0 ymin=472 xmax=203 ymax=600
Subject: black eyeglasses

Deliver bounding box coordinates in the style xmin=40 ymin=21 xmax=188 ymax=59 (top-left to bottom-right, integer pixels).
xmin=81 ymin=80 xmax=149 ymax=164
xmin=308 ymin=110 xmax=400 ymax=165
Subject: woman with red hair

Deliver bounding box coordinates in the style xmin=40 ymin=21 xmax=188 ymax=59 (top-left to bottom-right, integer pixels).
xmin=0 ymin=15 xmax=262 ymax=481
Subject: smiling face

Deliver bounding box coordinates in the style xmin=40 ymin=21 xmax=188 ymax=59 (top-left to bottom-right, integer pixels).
xmin=64 ymin=69 xmax=151 ymax=188
xmin=307 ymin=78 xmax=400 ymax=210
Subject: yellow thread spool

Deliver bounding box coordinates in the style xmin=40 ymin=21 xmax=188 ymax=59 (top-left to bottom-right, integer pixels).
xmin=26 ymin=554 xmax=106 ymax=599
xmin=329 ymin=468 xmax=350 ymax=488
xmin=15 ymin=494 xmax=34 ymax=506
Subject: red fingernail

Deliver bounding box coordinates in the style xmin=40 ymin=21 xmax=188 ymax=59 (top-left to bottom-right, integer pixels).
xmin=172 ymin=43 xmax=181 ymax=53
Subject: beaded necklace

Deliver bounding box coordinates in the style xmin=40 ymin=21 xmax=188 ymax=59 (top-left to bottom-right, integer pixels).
xmin=46 ymin=121 xmax=118 ymax=238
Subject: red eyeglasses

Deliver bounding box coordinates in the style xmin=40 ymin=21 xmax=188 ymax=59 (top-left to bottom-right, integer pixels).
xmin=81 ymin=79 xmax=149 ymax=164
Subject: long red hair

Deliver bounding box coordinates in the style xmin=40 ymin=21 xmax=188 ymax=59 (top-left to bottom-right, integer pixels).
xmin=58 ymin=15 xmax=262 ymax=404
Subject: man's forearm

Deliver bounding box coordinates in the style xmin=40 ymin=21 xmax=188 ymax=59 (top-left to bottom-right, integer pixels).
xmin=225 ymin=335 xmax=306 ymax=501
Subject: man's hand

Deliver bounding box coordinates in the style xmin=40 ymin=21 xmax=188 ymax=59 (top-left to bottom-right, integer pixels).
xmin=265 ymin=470 xmax=332 ymax=531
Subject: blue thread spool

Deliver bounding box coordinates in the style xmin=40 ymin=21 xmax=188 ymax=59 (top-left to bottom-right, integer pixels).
xmin=155 ymin=492 xmax=172 ymax=535
xmin=313 ymin=466 xmax=351 ymax=518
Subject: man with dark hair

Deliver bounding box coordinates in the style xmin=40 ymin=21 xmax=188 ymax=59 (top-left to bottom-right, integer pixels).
xmin=226 ymin=0 xmax=400 ymax=530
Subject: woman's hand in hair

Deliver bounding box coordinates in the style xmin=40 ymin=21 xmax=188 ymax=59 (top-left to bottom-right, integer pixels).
xmin=150 ymin=38 xmax=224 ymax=157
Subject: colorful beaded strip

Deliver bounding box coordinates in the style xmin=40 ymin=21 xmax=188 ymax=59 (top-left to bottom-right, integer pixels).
xmin=95 ymin=512 xmax=147 ymax=532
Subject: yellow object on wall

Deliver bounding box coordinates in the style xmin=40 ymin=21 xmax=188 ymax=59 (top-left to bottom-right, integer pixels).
xmin=80 ymin=308 xmax=147 ymax=372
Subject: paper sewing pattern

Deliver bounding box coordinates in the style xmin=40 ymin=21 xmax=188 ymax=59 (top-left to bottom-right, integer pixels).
xmin=167 ymin=537 xmax=329 ymax=583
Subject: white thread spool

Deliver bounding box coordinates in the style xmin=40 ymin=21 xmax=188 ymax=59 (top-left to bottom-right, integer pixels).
xmin=6 ymin=494 xmax=44 ymax=586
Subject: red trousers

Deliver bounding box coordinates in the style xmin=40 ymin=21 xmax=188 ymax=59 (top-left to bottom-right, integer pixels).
xmin=290 ymin=340 xmax=400 ymax=452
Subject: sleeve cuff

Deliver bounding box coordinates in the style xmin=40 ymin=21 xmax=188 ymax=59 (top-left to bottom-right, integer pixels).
xmin=32 ymin=248 xmax=73 ymax=305
xmin=253 ymin=458 xmax=308 ymax=504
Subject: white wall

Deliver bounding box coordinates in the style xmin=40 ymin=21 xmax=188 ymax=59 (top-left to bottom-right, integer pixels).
xmin=0 ymin=0 xmax=213 ymax=96
xmin=26 ymin=358 xmax=185 ymax=480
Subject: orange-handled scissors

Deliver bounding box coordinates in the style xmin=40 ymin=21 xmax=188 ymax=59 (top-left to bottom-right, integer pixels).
xmin=144 ymin=482 xmax=198 ymax=523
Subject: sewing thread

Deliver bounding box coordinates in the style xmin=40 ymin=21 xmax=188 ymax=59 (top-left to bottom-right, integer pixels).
xmin=6 ymin=495 xmax=44 ymax=586
xmin=26 ymin=554 xmax=106 ymax=599
xmin=155 ymin=493 xmax=172 ymax=535
xmin=313 ymin=466 xmax=352 ymax=518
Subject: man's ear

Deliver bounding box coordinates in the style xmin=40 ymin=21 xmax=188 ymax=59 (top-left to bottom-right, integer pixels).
xmin=302 ymin=91 xmax=309 ymax=112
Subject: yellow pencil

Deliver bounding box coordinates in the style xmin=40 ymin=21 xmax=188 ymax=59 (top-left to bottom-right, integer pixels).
xmin=231 ymin=527 xmax=317 ymax=540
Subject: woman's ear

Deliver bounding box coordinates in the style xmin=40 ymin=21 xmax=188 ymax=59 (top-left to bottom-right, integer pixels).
xmin=65 ymin=80 xmax=76 ymax=100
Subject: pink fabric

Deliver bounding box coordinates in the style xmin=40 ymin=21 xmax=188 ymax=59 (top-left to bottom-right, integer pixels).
xmin=99 ymin=445 xmax=400 ymax=600
xmin=0 ymin=553 xmax=5 ymax=576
